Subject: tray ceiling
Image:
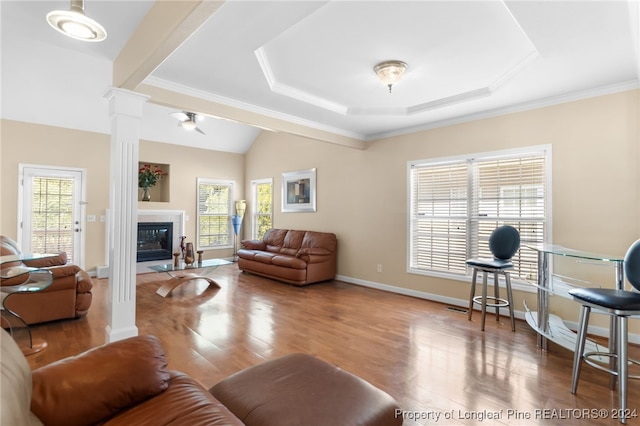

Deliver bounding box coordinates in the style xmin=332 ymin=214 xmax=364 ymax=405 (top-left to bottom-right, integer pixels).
xmin=2 ymin=1 xmax=639 ymax=151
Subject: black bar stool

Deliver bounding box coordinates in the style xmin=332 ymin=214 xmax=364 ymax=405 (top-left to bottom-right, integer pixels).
xmin=569 ymin=239 xmax=640 ymax=424
xmin=466 ymin=225 xmax=520 ymax=332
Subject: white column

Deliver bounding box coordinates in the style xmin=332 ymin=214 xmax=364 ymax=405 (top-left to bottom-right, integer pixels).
xmin=103 ymin=87 xmax=149 ymax=342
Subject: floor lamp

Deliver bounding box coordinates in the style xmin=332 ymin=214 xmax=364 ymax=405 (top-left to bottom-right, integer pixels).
xmin=232 ymin=200 xmax=246 ymax=262
xmin=232 ymin=214 xmax=242 ymax=262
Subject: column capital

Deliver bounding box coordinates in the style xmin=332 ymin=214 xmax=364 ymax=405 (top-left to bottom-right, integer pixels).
xmin=103 ymin=87 xmax=150 ymax=119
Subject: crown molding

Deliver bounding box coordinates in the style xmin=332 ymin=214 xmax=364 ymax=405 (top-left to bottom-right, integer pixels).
xmin=367 ymin=80 xmax=640 ymax=141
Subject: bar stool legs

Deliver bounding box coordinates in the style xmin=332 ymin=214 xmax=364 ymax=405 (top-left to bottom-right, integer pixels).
xmin=619 ymin=317 xmax=628 ymax=423
xmin=468 ymin=267 xmax=516 ymax=332
xmin=570 ymin=305 xmax=590 ymax=395
xmin=571 ymin=305 xmax=639 ymax=424
xmin=568 ymin=239 xmax=640 ymax=424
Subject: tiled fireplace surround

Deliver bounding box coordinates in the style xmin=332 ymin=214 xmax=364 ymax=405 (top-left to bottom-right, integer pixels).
xmin=97 ymin=210 xmax=186 ymax=277
xmin=137 ymin=210 xmax=186 ymax=272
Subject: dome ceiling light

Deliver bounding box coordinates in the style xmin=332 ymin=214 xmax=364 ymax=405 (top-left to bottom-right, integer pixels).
xmin=374 ymin=60 xmax=408 ymax=93
xmin=46 ymin=0 xmax=107 ymax=42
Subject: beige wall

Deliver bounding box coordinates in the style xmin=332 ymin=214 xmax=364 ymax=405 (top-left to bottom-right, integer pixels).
xmin=136 ymin=139 xmax=245 ymax=262
xmin=2 ymin=90 xmax=639 ymax=331
xmin=1 ymin=121 xmax=110 ymax=270
xmin=245 ymin=90 xmax=640 ymax=329
xmin=1 ymin=120 xmax=244 ymax=270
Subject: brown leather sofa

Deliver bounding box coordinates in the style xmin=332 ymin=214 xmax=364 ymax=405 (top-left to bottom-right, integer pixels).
xmin=238 ymin=228 xmax=337 ymax=285
xmin=0 ymin=236 xmax=92 ymax=325
xmin=1 ymin=329 xmax=403 ymax=426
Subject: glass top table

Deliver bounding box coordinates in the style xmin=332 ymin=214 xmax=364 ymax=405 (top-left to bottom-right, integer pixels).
xmin=148 ymin=258 xmax=233 ymax=297
xmin=525 ymin=244 xmax=625 ymax=352
xmin=528 ymin=244 xmax=625 ymax=265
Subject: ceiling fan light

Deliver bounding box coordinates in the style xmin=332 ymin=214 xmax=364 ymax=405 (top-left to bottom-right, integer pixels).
xmin=374 ymin=60 xmax=408 ymax=93
xmin=180 ymin=120 xmax=197 ymax=131
xmin=46 ymin=1 xmax=107 ymax=42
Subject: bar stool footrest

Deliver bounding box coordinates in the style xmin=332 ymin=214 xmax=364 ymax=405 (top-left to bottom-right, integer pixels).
xmin=472 ymin=295 xmax=510 ymax=308
xmin=583 ymin=352 xmax=640 ymax=380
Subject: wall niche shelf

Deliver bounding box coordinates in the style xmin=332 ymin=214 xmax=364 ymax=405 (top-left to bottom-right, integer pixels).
xmin=138 ymin=162 xmax=170 ymax=203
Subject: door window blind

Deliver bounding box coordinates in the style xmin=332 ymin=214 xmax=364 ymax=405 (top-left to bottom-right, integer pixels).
xmin=31 ymin=177 xmax=75 ymax=261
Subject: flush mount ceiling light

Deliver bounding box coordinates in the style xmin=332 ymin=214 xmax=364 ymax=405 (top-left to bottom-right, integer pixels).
xmin=374 ymin=60 xmax=408 ymax=93
xmin=46 ymin=0 xmax=107 ymax=42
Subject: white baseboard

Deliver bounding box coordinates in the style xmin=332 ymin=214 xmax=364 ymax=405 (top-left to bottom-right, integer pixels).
xmin=335 ymin=274 xmax=640 ymax=345
xmin=96 ymin=266 xmax=109 ymax=278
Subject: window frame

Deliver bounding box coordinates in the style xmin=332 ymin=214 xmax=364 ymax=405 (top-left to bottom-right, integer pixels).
xmin=407 ymin=145 xmax=552 ymax=286
xmin=196 ymin=178 xmax=235 ymax=251
xmin=250 ymin=178 xmax=273 ymax=240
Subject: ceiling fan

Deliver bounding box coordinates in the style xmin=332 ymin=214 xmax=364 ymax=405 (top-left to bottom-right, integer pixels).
xmin=170 ymin=111 xmax=205 ymax=135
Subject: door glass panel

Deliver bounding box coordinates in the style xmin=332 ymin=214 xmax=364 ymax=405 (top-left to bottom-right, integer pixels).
xmin=30 ymin=177 xmax=75 ymax=262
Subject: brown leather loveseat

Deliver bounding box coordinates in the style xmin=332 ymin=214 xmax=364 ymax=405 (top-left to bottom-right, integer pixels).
xmin=238 ymin=228 xmax=337 ymax=285
xmin=1 ymin=329 xmax=403 ymax=426
xmin=0 ymin=236 xmax=92 ymax=324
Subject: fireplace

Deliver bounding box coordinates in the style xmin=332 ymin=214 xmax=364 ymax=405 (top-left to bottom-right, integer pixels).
xmin=137 ymin=222 xmax=173 ymax=262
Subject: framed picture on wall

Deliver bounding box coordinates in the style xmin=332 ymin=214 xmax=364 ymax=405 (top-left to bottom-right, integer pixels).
xmin=281 ymin=168 xmax=316 ymax=213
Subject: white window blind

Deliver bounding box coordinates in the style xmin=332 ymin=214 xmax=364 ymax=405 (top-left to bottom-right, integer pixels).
xmin=251 ymin=179 xmax=273 ymax=240
xmin=409 ymin=148 xmax=549 ymax=280
xmin=197 ymin=179 xmax=234 ymax=250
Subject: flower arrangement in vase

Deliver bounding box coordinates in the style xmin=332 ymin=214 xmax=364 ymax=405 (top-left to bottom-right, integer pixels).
xmin=138 ymin=164 xmax=167 ymax=201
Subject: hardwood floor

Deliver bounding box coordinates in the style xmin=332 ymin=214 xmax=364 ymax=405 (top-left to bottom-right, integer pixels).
xmin=24 ymin=265 xmax=639 ymax=425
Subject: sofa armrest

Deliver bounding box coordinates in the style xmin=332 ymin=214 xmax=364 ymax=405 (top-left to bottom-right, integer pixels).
xmin=42 ymin=264 xmax=81 ymax=279
xmin=296 ymin=248 xmax=333 ymax=263
xmin=31 ymin=335 xmax=170 ymax=426
xmin=22 ymin=252 xmax=67 ymax=268
xmin=76 ymin=268 xmax=93 ymax=294
xmin=241 ymin=239 xmax=266 ymax=250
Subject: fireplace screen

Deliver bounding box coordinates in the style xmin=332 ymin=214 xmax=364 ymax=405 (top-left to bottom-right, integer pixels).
xmin=137 ymin=222 xmax=173 ymax=262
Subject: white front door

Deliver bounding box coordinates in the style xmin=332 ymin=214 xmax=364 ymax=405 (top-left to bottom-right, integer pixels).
xmin=19 ymin=165 xmax=86 ymax=267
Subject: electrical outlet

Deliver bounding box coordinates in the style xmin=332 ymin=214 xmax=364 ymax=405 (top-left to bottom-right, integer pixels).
xmin=87 ymin=215 xmax=96 ymax=222
xmin=377 ymin=264 xmax=382 ymax=273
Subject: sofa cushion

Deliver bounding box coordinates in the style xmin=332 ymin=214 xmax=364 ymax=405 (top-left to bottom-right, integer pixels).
xmin=280 ymin=230 xmax=305 ymax=256
xmin=0 ymin=330 xmax=44 ymax=426
xmin=31 ymin=335 xmax=170 ymax=426
xmin=255 ymin=252 xmax=277 ymax=264
xmin=271 ymin=255 xmax=307 ymax=269
xmin=301 ymin=231 xmax=337 ymax=252
xmin=237 ymin=249 xmax=258 ymax=261
xmin=264 ymin=229 xmax=287 ymax=252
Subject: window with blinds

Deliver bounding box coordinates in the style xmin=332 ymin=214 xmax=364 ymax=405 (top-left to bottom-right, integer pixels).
xmin=197 ymin=179 xmax=234 ymax=250
xmin=409 ymin=147 xmax=550 ymax=281
xmin=251 ymin=179 xmax=273 ymax=240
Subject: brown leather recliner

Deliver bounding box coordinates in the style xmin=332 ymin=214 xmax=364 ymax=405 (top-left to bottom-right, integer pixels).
xmin=0 ymin=236 xmax=92 ymax=325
